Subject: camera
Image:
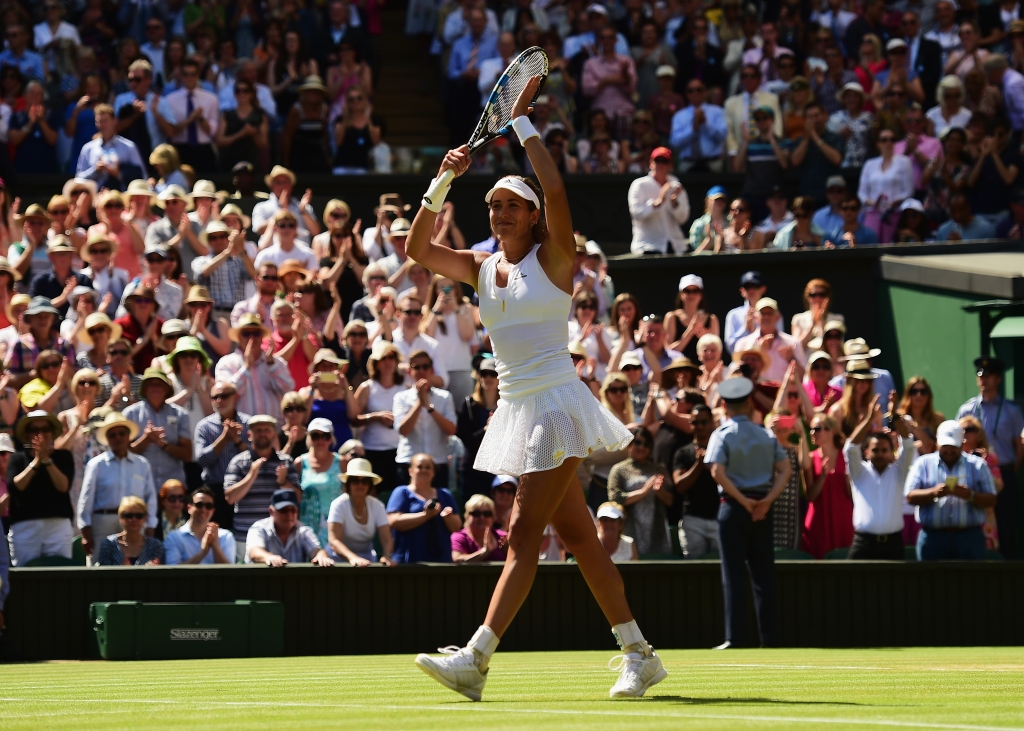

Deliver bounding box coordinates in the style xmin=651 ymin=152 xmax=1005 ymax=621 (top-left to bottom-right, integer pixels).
xmin=425 ymin=498 xmax=439 ymax=512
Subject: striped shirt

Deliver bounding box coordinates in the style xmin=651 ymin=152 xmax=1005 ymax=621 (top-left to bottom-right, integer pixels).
xmin=213 ymin=351 xmax=295 ymax=422
xmin=191 ymin=253 xmax=250 ymax=310
xmin=224 ymin=449 xmax=300 ymax=541
xmin=904 ymin=452 xmax=996 ymax=530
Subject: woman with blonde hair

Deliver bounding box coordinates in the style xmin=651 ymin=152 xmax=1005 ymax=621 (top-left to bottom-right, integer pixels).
xmin=600 ymin=371 xmax=635 ymax=426
xmin=802 ymin=412 xmax=853 ymax=559
xmin=148 ymin=143 xmax=188 ymax=193
xmin=596 ymin=501 xmax=637 ymax=561
xmin=791 ymin=279 xmax=844 ymax=348
xmin=56 ymin=368 xmax=103 ymax=516
xmin=451 ymin=494 xmax=508 ymax=562
xmin=829 ymin=361 xmax=880 ymax=437
xmin=927 ymin=75 xmax=972 ymax=137
xmin=696 ymin=333 xmax=724 ymax=404
xmin=95 ymin=495 xmax=164 ymax=566
xmin=959 ymin=415 xmax=1003 ymax=552
xmin=353 ymin=340 xmax=403 ymax=496
xmin=895 ymin=376 xmax=943 ymax=453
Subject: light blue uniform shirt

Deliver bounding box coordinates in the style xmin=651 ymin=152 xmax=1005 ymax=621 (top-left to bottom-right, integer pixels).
xmin=956 ymin=396 xmax=1024 ymax=467
xmin=164 ymin=522 xmax=237 ymax=564
xmin=704 ymin=414 xmax=787 ymax=492
xmin=904 ymin=452 xmax=996 ymax=529
xmin=123 ymin=400 xmax=191 ymax=486
xmin=76 ymin=451 xmax=157 ymax=529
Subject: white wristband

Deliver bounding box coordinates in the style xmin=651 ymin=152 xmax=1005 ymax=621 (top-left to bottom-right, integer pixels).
xmin=511 ymin=116 xmax=540 ymax=144
xmin=421 ymin=178 xmax=451 ymax=213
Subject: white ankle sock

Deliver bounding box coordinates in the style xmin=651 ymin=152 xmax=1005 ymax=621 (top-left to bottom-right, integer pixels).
xmin=612 ymin=620 xmax=651 ymax=656
xmin=467 ymin=625 xmax=499 ymax=670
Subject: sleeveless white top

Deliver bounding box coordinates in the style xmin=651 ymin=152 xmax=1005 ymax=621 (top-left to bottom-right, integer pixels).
xmin=360 ymin=380 xmax=403 ymax=450
xmin=478 ymin=244 xmax=578 ymax=401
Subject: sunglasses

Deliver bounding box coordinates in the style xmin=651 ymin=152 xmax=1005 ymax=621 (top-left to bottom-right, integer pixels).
xmin=811 ymin=361 xmax=831 ymax=370
xmin=261 ymin=274 xmax=280 ymax=281
xmin=480 ymin=371 xmax=498 ymax=379
xmin=330 ymin=211 xmax=349 ymax=219
xmin=469 ymin=510 xmax=494 ymax=518
xmin=808 ymin=291 xmax=828 ymax=299
xmin=786 ymin=391 xmax=799 ymax=398
xmin=103 ymin=202 xmax=125 ymax=209
xmin=810 ymin=425 xmax=829 ymax=433
xmin=283 ymin=405 xmax=304 ymax=413
xmin=49 ymin=208 xmax=69 ymax=216
xmin=731 ymin=206 xmax=749 ymax=213
xmin=192 ymin=501 xmax=215 ymax=510
xmin=211 ymin=392 xmax=235 ymax=400
xmin=277 ymin=222 xmax=297 ymax=229
xmin=964 ymin=426 xmax=980 ymax=434
xmin=607 ymin=386 xmax=628 ymax=394
xmin=132 ymin=297 xmax=155 ymax=304
xmin=401 ymin=309 xmax=422 ymax=316
xmin=89 ymin=248 xmax=111 ymax=255
xmin=78 ymin=380 xmax=99 ymax=387
xmin=348 ymin=331 xmax=368 ymax=338
xmin=493 ymin=486 xmax=516 ymax=494
xmin=577 ymin=303 xmax=596 ymax=310
xmin=239 ymin=330 xmax=263 ymax=339
xmin=410 ymin=363 xmax=432 ymax=371
xmin=310 ymin=432 xmax=332 ymax=441
xmin=682 ymin=288 xmax=702 ymax=295
xmin=120 ymin=512 xmax=146 ymax=520
xmin=109 ymin=349 xmax=130 ymax=357
xmin=879 ymin=137 xmax=895 ymax=143
xmin=909 ymin=388 xmax=929 ymax=396
xmin=165 ymin=494 xmax=187 ymax=503
xmin=39 ymin=361 xmax=61 ymax=370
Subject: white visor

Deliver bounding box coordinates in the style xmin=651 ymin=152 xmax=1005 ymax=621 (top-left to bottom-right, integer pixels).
xmin=484 ymin=176 xmax=541 ymax=209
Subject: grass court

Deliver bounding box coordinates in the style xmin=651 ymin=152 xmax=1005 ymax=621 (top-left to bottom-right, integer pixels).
xmin=2 ymin=647 xmax=1022 ymax=730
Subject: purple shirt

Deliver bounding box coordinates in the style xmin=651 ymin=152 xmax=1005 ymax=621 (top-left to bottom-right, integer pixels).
xmin=451 ymin=527 xmax=508 ymax=561
xmin=581 ymin=54 xmax=637 ymax=119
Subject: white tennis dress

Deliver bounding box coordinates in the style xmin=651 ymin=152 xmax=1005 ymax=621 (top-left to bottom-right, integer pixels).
xmin=473 ymin=244 xmax=633 ymax=476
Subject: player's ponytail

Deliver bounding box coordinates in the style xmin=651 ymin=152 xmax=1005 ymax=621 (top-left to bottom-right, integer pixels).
xmin=515 ymin=176 xmax=548 ymax=243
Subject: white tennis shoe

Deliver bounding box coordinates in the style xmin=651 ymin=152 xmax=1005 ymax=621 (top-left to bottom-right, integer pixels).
xmin=415 ymin=646 xmax=488 ymax=701
xmin=608 ymin=648 xmax=667 ymax=698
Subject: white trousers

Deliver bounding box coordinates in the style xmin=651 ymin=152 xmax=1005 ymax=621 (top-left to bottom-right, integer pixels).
xmin=9 ymin=518 xmax=73 ymax=566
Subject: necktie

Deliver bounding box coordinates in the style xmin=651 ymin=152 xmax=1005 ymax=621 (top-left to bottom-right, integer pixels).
xmin=187 ymin=91 xmax=198 ymax=146
xmin=467 ymin=42 xmax=479 ymax=74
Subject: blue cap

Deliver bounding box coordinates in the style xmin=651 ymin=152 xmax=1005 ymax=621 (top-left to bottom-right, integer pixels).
xmin=270 ymin=488 xmax=299 ymax=510
xmin=740 ymin=270 xmax=764 ymax=287
xmin=706 ymin=185 xmax=727 ymax=199
xmin=718 ymin=377 xmax=754 ymax=402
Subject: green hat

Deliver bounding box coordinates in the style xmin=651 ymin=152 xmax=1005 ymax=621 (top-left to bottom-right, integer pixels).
xmin=140 ymin=366 xmax=173 ymax=393
xmin=754 ymin=105 xmax=775 ymax=117
xmin=168 ymin=335 xmax=211 ymax=372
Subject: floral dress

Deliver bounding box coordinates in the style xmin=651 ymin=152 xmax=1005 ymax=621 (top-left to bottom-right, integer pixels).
xmin=299 ymin=453 xmax=342 ymax=548
xmin=826 ymin=110 xmax=874 ymax=169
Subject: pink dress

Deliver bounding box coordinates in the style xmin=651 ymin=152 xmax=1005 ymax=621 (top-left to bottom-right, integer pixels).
xmin=803 ymin=380 xmax=842 ymax=408
xmin=802 ymin=450 xmax=854 ymax=559
xmin=451 ymin=528 xmax=508 ymax=561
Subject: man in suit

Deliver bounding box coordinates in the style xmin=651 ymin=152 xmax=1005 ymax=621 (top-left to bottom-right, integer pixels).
xmin=843 ymin=0 xmax=889 ymax=59
xmin=724 ymin=64 xmax=781 ymax=159
xmin=313 ymin=0 xmax=369 ymax=72
xmin=902 ymin=10 xmax=943 ymax=108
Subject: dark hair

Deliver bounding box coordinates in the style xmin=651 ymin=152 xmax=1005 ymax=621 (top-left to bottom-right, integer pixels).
xmin=793 ymin=196 xmax=816 ymax=215
xmin=679 ymin=387 xmax=707 ymax=407
xmin=573 ymin=290 xmax=598 ymax=315
xmin=691 ymin=404 xmax=714 ymax=420
xmin=629 ymin=424 xmax=654 ymax=445
xmin=805 ymin=101 xmax=825 ymax=114
xmin=297 ymin=280 xmax=332 ymax=313
xmin=190 ymin=486 xmax=215 ymax=501
xmin=181 ymin=57 xmax=201 ymax=74
xmin=742 ymin=63 xmax=761 ymax=78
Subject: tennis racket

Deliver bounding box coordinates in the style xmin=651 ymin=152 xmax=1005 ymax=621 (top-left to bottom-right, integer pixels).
xmin=423 ymin=46 xmax=549 ymax=206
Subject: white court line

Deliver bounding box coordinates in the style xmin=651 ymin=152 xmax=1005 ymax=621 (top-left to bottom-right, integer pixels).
xmin=1 ymin=697 xmax=1021 ymax=731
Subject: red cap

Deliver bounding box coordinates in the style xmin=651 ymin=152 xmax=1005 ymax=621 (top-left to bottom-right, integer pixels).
xmin=650 ymin=147 xmax=673 ymax=162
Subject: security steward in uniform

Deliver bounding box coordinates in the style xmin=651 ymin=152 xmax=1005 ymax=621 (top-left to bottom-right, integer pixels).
xmin=705 ymin=377 xmax=792 ymax=649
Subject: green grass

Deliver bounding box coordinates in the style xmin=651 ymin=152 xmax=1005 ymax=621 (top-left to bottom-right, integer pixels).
xmin=2 ymin=648 xmax=1023 ymax=730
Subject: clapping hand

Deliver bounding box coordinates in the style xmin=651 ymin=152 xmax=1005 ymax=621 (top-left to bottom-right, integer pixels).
xmin=300 ymin=188 xmax=313 ymax=211
xmin=275 ymin=464 xmax=289 ymax=486
xmin=32 ymin=432 xmax=53 ymax=461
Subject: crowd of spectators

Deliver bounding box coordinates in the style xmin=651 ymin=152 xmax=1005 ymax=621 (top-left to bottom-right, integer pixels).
xmin=413 ymin=0 xmax=1024 ymax=249
xmin=0 ymin=0 xmax=389 ymax=177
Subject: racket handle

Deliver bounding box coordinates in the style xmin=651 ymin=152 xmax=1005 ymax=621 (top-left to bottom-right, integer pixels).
xmin=424 ymin=169 xmax=456 ymax=208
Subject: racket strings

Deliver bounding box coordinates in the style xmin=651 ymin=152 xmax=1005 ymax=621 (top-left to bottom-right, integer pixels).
xmin=487 ymin=53 xmax=549 ymax=135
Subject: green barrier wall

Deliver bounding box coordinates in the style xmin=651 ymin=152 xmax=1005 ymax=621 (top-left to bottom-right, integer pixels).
xmin=7 ymin=562 xmax=1023 ymax=660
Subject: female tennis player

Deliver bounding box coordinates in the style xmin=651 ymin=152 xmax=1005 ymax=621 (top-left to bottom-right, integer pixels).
xmin=407 ymin=77 xmax=666 ymax=701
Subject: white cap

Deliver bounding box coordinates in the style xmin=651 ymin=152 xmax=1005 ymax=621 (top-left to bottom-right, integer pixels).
xmin=587 ymin=3 xmax=609 ymax=14
xmin=656 ymin=64 xmax=676 ymax=77
xmin=0 ymin=433 xmax=13 ymax=453
xmin=584 ymin=240 xmax=603 ymax=256
xmin=678 ymin=274 xmax=704 ymax=291
xmin=619 ymin=351 xmax=643 ymax=368
xmin=484 ymin=176 xmax=541 ymax=209
xmin=308 ymin=417 xmax=334 ymax=435
xmin=492 ymin=474 xmax=519 ymax=488
xmin=936 ymin=420 xmax=965 ymax=447
xmin=899 ymin=198 xmax=925 ymax=213
xmin=886 ymin=38 xmax=908 ymax=51
xmin=754 ymin=296 xmax=780 ymax=312
xmin=596 ymin=504 xmax=624 ymax=520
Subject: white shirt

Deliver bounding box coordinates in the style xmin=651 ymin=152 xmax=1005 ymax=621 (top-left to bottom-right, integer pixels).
xmin=733 ymin=328 xmax=806 ymax=382
xmin=568 ymin=319 xmax=611 ymax=381
xmin=253 ymin=241 xmax=319 ymax=272
xmin=164 ymin=86 xmax=220 ymax=144
xmin=33 ymin=20 xmax=80 ymax=50
xmin=251 ymin=197 xmax=316 ymax=241
xmin=925 ymin=105 xmax=972 ymax=139
xmin=385 ymin=329 xmax=449 ymax=388
xmin=362 ymin=226 xmax=393 ymax=261
xmin=857 ymin=155 xmax=915 ymax=210
xmin=628 ymin=173 xmax=691 ymax=254
xmin=392 ymin=386 xmax=456 ymax=464
xmin=326 ymin=493 xmax=389 ymax=560
xmin=843 ymin=436 xmax=916 ymax=535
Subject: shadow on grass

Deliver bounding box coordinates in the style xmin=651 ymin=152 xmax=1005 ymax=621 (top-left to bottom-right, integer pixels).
xmin=648 ymin=695 xmax=871 ymax=707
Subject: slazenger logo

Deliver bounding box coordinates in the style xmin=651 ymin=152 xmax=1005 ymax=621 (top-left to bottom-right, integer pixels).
xmin=170 ymin=628 xmax=221 ymax=641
